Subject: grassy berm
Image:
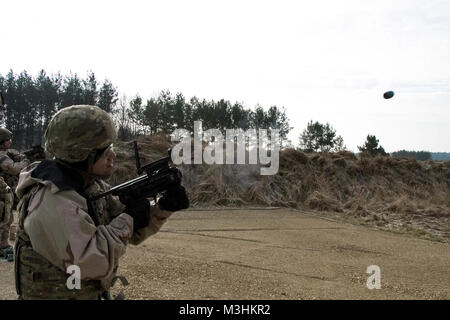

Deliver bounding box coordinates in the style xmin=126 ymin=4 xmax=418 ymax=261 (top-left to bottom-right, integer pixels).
xmin=110 ymin=134 xmax=450 ymax=243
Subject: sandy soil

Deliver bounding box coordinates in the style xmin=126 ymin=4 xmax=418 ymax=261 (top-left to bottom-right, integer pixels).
xmin=1 ymin=208 xmax=449 ymax=300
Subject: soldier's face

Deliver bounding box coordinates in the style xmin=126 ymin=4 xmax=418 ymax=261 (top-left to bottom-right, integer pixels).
xmin=92 ymin=148 xmax=116 ymax=178
xmin=3 ymin=139 xmax=11 ymax=149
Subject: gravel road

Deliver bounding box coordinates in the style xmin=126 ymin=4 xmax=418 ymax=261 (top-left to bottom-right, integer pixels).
xmin=1 ymin=208 xmax=449 ymax=300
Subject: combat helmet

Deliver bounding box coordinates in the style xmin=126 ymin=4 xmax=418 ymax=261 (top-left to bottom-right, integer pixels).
xmin=0 ymin=128 xmax=12 ymax=143
xmin=45 ymin=105 xmax=117 ymax=163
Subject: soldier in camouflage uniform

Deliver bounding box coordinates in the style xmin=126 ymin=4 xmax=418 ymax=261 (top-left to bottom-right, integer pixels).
xmin=14 ymin=105 xmax=189 ymax=299
xmin=0 ymin=128 xmax=31 ymax=190
xmin=0 ymin=128 xmax=29 ymax=261
xmin=0 ymin=176 xmax=14 ymax=261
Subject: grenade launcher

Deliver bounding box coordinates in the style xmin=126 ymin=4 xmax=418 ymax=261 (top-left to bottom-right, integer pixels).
xmin=88 ymin=141 xmax=182 ymax=205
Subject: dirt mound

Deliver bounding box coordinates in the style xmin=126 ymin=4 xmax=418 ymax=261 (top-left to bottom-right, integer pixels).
xmin=109 ymin=134 xmax=450 ymax=242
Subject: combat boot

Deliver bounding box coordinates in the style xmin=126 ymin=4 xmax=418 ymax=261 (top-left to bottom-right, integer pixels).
xmin=0 ymin=245 xmax=13 ymax=259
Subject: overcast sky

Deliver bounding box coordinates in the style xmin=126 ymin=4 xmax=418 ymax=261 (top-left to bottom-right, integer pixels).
xmin=2 ymin=0 xmax=449 ymax=152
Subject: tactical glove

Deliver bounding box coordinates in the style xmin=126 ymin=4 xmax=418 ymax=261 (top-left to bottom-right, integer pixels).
xmin=125 ymin=198 xmax=150 ymax=232
xmin=158 ymin=184 xmax=189 ymax=212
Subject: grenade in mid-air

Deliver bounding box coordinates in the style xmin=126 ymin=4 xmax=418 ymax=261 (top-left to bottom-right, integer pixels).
xmin=383 ymin=91 xmax=395 ymax=99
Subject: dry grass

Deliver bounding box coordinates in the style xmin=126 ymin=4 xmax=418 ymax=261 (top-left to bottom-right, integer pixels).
xmin=108 ymin=134 xmax=450 ymax=241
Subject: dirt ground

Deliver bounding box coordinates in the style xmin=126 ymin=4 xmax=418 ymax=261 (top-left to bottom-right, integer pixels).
xmin=1 ymin=208 xmax=449 ymax=300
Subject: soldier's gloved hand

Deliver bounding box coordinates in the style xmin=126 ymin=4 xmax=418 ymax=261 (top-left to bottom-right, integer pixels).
xmin=125 ymin=198 xmax=150 ymax=232
xmin=158 ymin=184 xmax=190 ymax=212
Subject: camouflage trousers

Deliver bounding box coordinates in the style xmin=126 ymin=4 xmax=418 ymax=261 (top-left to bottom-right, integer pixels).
xmin=0 ymin=218 xmax=12 ymax=248
xmin=0 ymin=195 xmax=14 ymax=249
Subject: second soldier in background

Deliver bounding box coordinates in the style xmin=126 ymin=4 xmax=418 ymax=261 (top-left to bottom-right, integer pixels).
xmin=0 ymin=128 xmax=29 ymax=261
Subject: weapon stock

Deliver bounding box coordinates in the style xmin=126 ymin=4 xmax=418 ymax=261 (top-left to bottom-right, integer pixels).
xmin=23 ymin=145 xmax=46 ymax=162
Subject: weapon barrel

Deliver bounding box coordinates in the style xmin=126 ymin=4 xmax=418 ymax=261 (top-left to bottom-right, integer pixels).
xmin=88 ymin=175 xmax=149 ymax=201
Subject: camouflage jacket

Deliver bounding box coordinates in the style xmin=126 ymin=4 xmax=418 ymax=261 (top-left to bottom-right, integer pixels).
xmin=0 ymin=149 xmax=30 ymax=191
xmin=14 ymin=161 xmax=173 ymax=299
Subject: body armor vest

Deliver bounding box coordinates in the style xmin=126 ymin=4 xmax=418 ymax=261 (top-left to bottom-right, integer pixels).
xmin=14 ymin=182 xmax=114 ymax=300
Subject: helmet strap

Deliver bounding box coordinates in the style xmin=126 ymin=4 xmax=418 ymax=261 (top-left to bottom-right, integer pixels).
xmin=86 ymin=151 xmax=97 ymax=174
xmin=56 ymin=147 xmax=112 ymax=186
xmin=85 ymin=148 xmax=113 ymax=181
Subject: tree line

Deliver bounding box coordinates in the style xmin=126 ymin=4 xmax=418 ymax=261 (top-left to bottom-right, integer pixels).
xmin=0 ymin=70 xmax=118 ymax=149
xmin=298 ymin=121 xmax=440 ymax=161
xmin=298 ymin=121 xmax=387 ymax=156
xmin=1 ymin=69 xmax=443 ymax=160
xmin=430 ymin=152 xmax=450 ymax=161
xmin=0 ymin=70 xmax=290 ymax=150
xmin=120 ymin=91 xmax=290 ymax=141
xmin=391 ymin=150 xmax=432 ymax=161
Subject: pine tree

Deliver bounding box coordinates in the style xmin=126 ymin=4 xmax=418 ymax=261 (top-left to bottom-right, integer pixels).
xmin=128 ymin=95 xmax=143 ymax=135
xmin=299 ymin=120 xmax=338 ymax=152
xmin=143 ymin=97 xmax=161 ymax=135
xmin=60 ymin=73 xmax=84 ymax=108
xmin=35 ymin=70 xmax=61 ymax=144
xmin=358 ymin=135 xmax=387 ymax=156
xmin=98 ymin=79 xmax=118 ymax=113
xmin=82 ymin=71 xmax=98 ymax=105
